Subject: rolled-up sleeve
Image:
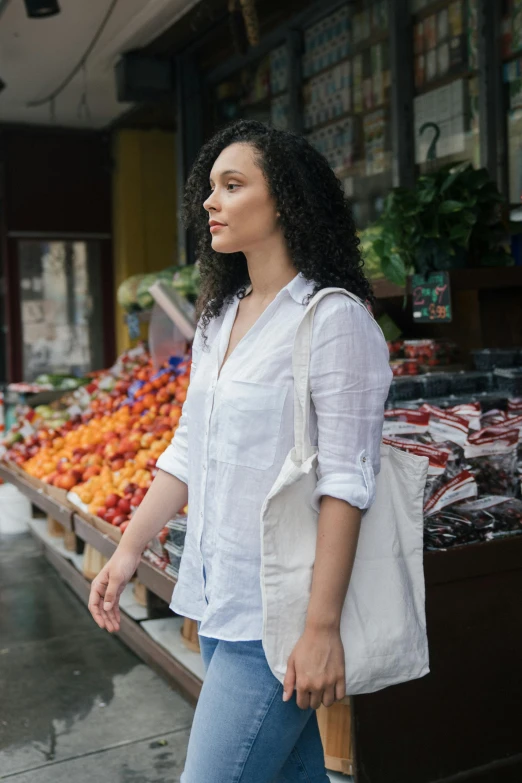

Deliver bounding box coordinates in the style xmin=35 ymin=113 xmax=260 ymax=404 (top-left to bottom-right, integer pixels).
xmin=156 ymin=323 xmax=202 ymax=484
xmin=309 ymin=295 xmax=392 ymax=513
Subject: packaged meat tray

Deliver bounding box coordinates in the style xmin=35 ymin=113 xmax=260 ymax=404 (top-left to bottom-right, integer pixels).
xmin=494 ymin=368 xmax=522 ymax=397
xmin=472 ymin=348 xmax=519 ymax=371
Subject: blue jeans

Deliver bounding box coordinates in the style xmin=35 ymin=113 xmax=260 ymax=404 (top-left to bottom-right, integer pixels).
xmin=180 ymin=624 xmax=330 ymax=782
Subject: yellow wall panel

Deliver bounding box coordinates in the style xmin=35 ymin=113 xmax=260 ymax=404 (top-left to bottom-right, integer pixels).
xmin=112 ymin=129 xmax=177 ymax=354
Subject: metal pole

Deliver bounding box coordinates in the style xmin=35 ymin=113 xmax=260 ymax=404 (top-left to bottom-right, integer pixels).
xmin=287 ymin=28 xmax=303 ymax=135
xmin=389 ymin=0 xmax=415 ymax=189
xmin=175 ymin=54 xmax=204 ymax=267
xmin=477 ymin=0 xmax=508 ymax=196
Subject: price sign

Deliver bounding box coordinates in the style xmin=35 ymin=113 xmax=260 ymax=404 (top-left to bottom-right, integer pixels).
xmin=412 ymin=271 xmax=452 ymax=323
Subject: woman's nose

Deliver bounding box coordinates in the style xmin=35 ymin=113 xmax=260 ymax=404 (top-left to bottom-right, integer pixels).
xmin=203 ymin=191 xmax=218 ymax=212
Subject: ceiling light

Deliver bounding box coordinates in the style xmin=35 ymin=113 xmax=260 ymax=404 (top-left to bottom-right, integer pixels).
xmin=24 ymin=0 xmax=60 ymax=18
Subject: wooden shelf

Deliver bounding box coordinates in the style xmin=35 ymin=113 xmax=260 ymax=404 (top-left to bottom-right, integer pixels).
xmin=303 ymin=55 xmax=351 ymax=83
xmin=412 ymin=0 xmax=460 ymax=23
xmin=373 ymin=265 xmax=522 ymax=298
xmin=352 ymin=30 xmax=389 ymax=56
xmin=0 ymin=462 xmax=176 ymax=607
xmin=415 ymin=69 xmax=477 ymax=97
xmin=305 ymin=101 xmax=390 ymax=134
xmin=73 ymin=512 xmax=176 ymax=604
xmin=502 ymin=49 xmax=522 ymax=66
xmin=303 ymin=33 xmax=389 ymax=85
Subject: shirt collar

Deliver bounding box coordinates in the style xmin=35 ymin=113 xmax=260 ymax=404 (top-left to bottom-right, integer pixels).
xmin=244 ymin=272 xmax=316 ymax=305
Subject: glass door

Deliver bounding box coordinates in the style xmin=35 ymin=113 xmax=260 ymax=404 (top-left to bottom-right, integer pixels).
xmin=18 ymin=239 xmax=104 ymax=381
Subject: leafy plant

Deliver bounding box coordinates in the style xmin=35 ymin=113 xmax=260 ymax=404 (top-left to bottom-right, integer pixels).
xmin=370 ymin=162 xmax=513 ymax=286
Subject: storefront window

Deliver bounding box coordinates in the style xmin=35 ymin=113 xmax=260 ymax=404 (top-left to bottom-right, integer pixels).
xmin=18 ymin=240 xmax=104 ymax=381
xmin=302 ymin=1 xmax=392 ymax=228
xmin=214 ymin=45 xmax=289 ymax=129
xmin=412 ymin=0 xmax=480 ymax=173
xmin=502 ymin=0 xmax=522 ymax=205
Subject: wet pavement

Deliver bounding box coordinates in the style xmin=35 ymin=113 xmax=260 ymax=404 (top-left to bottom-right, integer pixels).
xmin=0 ymin=531 xmax=347 ymax=783
xmin=0 ymin=532 xmax=194 ymax=782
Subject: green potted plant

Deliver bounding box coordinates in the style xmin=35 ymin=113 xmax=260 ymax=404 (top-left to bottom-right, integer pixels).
xmin=368 ymin=161 xmax=513 ymax=287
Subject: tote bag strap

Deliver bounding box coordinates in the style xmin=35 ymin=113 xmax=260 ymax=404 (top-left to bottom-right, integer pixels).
xmin=293 ymin=287 xmax=380 ymax=462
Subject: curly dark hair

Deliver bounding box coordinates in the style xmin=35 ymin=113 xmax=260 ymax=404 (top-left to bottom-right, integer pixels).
xmin=183 ymin=119 xmax=374 ymax=348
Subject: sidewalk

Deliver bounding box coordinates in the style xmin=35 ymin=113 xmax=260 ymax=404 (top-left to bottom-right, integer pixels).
xmin=0 ymin=531 xmax=347 ymax=782
xmin=0 ymin=531 xmax=193 ymax=781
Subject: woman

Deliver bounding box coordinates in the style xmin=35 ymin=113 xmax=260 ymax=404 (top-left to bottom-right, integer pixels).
xmin=88 ymin=119 xmax=392 ymax=782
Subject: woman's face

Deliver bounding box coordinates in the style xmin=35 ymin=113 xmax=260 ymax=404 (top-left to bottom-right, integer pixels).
xmin=203 ymin=142 xmax=280 ymax=254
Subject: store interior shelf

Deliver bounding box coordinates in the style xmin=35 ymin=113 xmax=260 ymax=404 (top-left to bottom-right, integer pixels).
xmin=502 ymin=49 xmax=522 ymax=65
xmin=372 ymin=265 xmax=522 ymax=298
xmin=305 ymin=101 xmax=389 ymax=134
xmin=413 ymin=0 xmax=460 ymax=23
xmin=415 ymin=69 xmax=477 ymax=97
xmin=0 ymin=464 xmax=73 ymax=530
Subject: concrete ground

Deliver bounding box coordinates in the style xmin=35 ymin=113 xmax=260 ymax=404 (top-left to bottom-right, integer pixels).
xmin=0 ymin=531 xmax=347 ymax=783
xmin=0 ymin=531 xmax=193 ymax=782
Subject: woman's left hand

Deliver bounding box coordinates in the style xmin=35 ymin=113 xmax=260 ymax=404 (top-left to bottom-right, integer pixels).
xmin=282 ymin=626 xmax=346 ymax=710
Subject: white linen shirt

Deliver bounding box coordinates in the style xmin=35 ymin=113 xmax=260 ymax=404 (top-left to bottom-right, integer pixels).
xmin=156 ymin=272 xmax=392 ymax=641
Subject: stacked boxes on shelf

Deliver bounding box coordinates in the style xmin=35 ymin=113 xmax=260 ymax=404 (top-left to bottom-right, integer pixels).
xmin=303 ymin=2 xmax=390 ymax=176
xmin=307 ymin=118 xmax=354 ymax=172
xmin=302 ymin=5 xmax=351 ymax=79
xmin=303 ymin=62 xmax=351 ymax=130
xmin=352 ymin=1 xmax=388 ymax=46
xmin=414 ymin=78 xmax=469 ymax=162
xmin=269 ymin=44 xmax=289 ymax=95
xmin=413 ymin=0 xmax=469 ymax=89
xmin=501 ymin=0 xmax=522 ymax=58
xmin=502 ymin=1 xmax=522 ymax=110
xmin=164 ymin=514 xmax=187 ymax=579
xmin=363 ymin=108 xmax=389 ymax=175
xmin=270 ymin=94 xmax=290 ymax=130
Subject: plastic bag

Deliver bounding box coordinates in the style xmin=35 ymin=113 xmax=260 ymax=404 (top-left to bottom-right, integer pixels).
xmin=464 ymin=425 xmax=519 ymax=497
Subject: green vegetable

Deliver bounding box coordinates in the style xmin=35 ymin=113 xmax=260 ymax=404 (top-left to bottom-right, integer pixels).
xmin=117 ymin=274 xmax=146 ymax=311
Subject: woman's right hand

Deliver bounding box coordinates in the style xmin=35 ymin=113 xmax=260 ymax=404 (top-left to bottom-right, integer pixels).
xmin=88 ymin=547 xmax=141 ymax=633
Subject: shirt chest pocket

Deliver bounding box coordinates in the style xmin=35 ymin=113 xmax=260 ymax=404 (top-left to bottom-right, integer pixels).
xmin=213 ymin=380 xmax=287 ymax=470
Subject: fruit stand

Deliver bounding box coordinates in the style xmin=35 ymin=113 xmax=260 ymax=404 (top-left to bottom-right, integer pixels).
xmin=2 ymin=261 xmax=522 ymax=780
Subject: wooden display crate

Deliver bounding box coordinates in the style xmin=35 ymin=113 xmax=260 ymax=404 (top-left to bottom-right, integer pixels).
xmin=317 ymin=697 xmax=353 ymax=777
xmin=47 ymin=515 xmax=65 ymax=538
xmin=82 ymin=544 xmax=109 ymax=581
xmin=180 ymin=617 xmax=200 ymax=652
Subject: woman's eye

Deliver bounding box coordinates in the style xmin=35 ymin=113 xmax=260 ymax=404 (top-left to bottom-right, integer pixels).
xmin=227 ymin=183 xmax=239 ymax=191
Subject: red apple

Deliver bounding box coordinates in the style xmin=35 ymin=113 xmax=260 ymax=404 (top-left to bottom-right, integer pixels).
xmin=105 ymin=508 xmax=118 ymax=524
xmin=112 ymin=514 xmax=126 ymax=527
xmin=117 ymin=497 xmax=131 ymax=514
xmin=105 ymin=493 xmax=119 ymax=509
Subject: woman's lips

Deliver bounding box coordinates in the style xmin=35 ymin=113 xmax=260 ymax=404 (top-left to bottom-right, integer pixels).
xmin=210 ymin=224 xmax=226 ymax=233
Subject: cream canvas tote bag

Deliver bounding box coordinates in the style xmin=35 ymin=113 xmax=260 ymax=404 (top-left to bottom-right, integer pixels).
xmin=260 ymin=287 xmax=430 ymax=695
